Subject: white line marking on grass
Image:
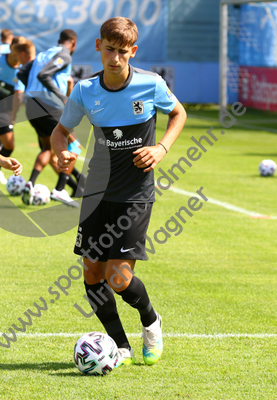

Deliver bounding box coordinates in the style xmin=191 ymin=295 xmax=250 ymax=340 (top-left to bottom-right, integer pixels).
xmin=77 ymin=155 xmax=90 ymax=163
xmin=188 ymin=113 xmax=277 ymax=134
xmin=3 ymin=332 xmax=277 ymax=339
xmin=167 ymin=185 xmax=277 ymax=219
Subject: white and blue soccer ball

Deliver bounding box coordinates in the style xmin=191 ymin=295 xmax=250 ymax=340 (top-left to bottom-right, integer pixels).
xmin=73 ymin=332 xmax=118 ymax=375
xmin=32 ymin=184 xmax=51 ymax=205
xmin=259 ymin=159 xmax=276 ymax=177
xmin=6 ymin=175 xmax=26 ymax=196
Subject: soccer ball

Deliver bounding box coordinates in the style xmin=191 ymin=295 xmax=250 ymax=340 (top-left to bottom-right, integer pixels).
xmin=73 ymin=332 xmax=118 ymax=375
xmin=259 ymin=159 xmax=276 ymax=177
xmin=32 ymin=184 xmax=51 ymax=205
xmin=6 ymin=175 xmax=26 ymax=196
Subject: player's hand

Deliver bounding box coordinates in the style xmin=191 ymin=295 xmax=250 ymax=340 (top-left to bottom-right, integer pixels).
xmin=57 ymin=150 xmax=77 ymax=172
xmin=133 ymin=145 xmax=167 ymax=172
xmin=3 ymin=158 xmax=23 ymax=175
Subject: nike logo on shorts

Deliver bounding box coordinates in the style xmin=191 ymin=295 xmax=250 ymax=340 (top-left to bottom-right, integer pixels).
xmin=120 ymin=247 xmax=135 ymax=253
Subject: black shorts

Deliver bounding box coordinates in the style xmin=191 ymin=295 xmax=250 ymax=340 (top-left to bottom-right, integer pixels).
xmin=74 ymin=199 xmax=153 ymax=262
xmin=26 ymin=98 xmax=62 ymax=138
xmin=0 ymin=112 xmax=13 ymax=135
xmin=0 ymin=94 xmax=13 ymax=135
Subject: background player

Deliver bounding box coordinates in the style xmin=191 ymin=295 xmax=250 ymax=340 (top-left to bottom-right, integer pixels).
xmin=0 ymin=29 xmax=13 ymax=45
xmin=0 ymin=36 xmax=26 ymax=184
xmin=14 ymin=39 xmax=85 ymax=205
xmin=16 ymin=30 xmax=84 ymax=207
xmin=10 ymin=40 xmax=36 ymax=126
xmin=52 ymin=17 xmax=186 ymax=366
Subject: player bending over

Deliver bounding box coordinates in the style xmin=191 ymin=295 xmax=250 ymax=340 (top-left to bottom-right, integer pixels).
xmin=0 ymin=36 xmax=26 ymax=184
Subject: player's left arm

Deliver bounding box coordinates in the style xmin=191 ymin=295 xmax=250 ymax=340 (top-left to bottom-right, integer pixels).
xmin=10 ymin=90 xmax=24 ymax=125
xmin=133 ymin=100 xmax=187 ymax=172
xmin=67 ymin=76 xmax=74 ymax=97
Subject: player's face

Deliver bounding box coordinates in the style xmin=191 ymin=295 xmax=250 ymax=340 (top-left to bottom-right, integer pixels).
xmin=8 ymin=45 xmax=20 ymax=65
xmin=96 ymin=38 xmax=137 ymax=78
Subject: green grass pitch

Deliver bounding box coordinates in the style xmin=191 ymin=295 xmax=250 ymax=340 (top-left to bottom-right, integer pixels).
xmin=0 ymin=105 xmax=277 ymax=399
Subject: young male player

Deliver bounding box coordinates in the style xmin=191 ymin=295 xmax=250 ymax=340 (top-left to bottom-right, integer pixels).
xmin=14 ymin=39 xmax=85 ymax=205
xmin=0 ymin=36 xmax=26 ymax=184
xmin=10 ymin=40 xmax=36 ymax=126
xmin=0 ymin=29 xmax=13 ymax=45
xmin=17 ymin=29 xmax=83 ymax=207
xmin=51 ymin=17 xmax=186 ymax=366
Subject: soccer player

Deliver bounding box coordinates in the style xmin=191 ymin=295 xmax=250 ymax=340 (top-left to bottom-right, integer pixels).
xmin=1 ymin=29 xmax=13 ymax=45
xmin=14 ymin=39 xmax=85 ymax=205
xmin=0 ymin=154 xmax=22 ymax=175
xmin=17 ymin=29 xmax=82 ymax=207
xmin=10 ymin=40 xmax=36 ymax=126
xmin=51 ymin=17 xmax=186 ymax=366
xmin=0 ymin=36 xmax=26 ymax=184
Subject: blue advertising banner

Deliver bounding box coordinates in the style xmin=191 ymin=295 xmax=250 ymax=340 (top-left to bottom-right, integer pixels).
xmin=238 ymin=3 xmax=277 ymax=67
xmin=0 ymin=0 xmax=167 ymax=63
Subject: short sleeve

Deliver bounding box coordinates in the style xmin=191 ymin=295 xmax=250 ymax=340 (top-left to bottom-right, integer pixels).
xmin=154 ymin=75 xmax=177 ymax=114
xmin=60 ymin=82 xmax=86 ymax=129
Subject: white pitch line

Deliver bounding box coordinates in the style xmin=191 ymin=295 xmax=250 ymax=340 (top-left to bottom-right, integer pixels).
xmin=77 ymin=155 xmax=90 ymax=163
xmin=2 ymin=332 xmax=277 ymax=339
xmin=168 ymin=185 xmax=277 ymax=219
xmin=76 ymin=163 xmax=276 ymax=219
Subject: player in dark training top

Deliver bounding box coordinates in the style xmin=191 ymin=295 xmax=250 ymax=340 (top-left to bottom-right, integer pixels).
xmin=51 ymin=17 xmax=187 ymax=367
xmin=17 ymin=29 xmax=85 ymax=207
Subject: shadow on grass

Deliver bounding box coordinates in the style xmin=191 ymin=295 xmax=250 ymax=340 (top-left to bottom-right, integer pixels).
xmin=243 ymin=153 xmax=277 ymax=157
xmin=55 ymin=361 xmax=146 ymax=376
xmin=0 ymin=361 xmax=146 ymax=375
xmin=0 ymin=362 xmax=75 ymax=371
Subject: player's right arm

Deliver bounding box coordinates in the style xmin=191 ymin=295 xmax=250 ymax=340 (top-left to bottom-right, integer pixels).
xmin=52 ymin=81 xmax=85 ymax=171
xmin=0 ymin=155 xmax=23 ymax=175
xmin=51 ymin=122 xmax=77 ymax=172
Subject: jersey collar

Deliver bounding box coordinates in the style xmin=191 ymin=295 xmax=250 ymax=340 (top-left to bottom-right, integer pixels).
xmin=100 ymin=64 xmax=133 ymax=92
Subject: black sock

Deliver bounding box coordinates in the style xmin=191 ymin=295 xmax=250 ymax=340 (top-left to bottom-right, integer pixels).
xmin=66 ymin=175 xmax=77 ymax=191
xmin=29 ymin=169 xmax=40 ymax=185
xmin=0 ymin=147 xmax=13 ymax=157
xmin=84 ymin=280 xmax=130 ymax=350
xmin=71 ymin=167 xmax=80 ymax=181
xmin=115 ymin=276 xmax=156 ymax=327
xmin=55 ymin=172 xmax=69 ymax=191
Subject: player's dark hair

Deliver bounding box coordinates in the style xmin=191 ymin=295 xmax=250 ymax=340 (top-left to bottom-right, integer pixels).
xmin=100 ymin=17 xmax=138 ymax=47
xmin=1 ymin=28 xmax=13 ymax=42
xmin=11 ymin=36 xmax=27 ymax=46
xmin=59 ymin=29 xmax=77 ymax=43
xmin=13 ymin=40 xmax=36 ymax=58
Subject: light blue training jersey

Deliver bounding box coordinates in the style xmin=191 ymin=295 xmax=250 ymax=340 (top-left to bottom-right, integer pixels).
xmin=25 ymin=45 xmax=71 ymax=108
xmin=0 ymin=54 xmax=24 ymax=98
xmin=61 ymin=65 xmax=177 ymax=202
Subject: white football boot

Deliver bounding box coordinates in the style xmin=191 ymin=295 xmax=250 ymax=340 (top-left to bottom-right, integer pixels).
xmin=50 ymin=188 xmax=79 ymax=208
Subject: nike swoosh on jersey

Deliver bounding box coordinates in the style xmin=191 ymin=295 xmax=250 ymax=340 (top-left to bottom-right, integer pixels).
xmin=90 ymin=108 xmax=104 ymax=115
xmin=120 ymin=247 xmax=135 ymax=253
